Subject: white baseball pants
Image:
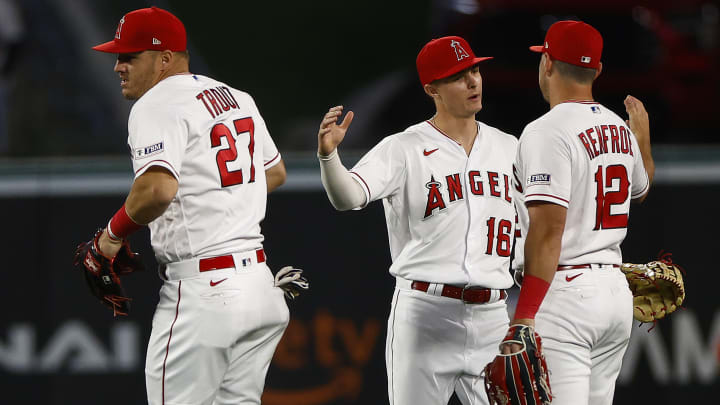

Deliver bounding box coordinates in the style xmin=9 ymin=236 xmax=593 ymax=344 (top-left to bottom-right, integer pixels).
xmin=145 ymin=261 xmax=289 ymax=405
xmin=386 ymin=284 xmax=509 ymax=405
xmin=535 ymin=265 xmax=633 ymax=405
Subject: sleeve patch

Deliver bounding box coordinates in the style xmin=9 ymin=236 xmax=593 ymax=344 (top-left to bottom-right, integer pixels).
xmin=527 ymin=173 xmax=551 ymax=186
xmin=133 ymin=142 xmax=164 ymax=160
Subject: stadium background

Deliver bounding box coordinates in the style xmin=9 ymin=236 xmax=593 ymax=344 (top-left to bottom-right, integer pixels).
xmin=0 ymin=0 xmax=718 ymax=404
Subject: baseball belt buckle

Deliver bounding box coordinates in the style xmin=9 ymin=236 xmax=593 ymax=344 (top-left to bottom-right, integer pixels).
xmin=461 ymin=285 xmax=472 ymax=303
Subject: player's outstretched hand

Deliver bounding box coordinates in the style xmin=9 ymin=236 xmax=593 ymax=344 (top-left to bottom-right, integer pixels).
xmin=318 ymin=105 xmax=354 ymax=156
xmin=624 ymin=95 xmax=650 ymax=147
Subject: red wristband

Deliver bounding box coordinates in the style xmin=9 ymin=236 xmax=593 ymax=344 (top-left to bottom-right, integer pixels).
xmin=514 ymin=274 xmax=551 ymax=320
xmin=107 ymin=204 xmax=143 ymax=241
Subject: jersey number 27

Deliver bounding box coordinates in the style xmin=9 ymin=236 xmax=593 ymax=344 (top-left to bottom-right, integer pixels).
xmin=593 ymin=164 xmax=629 ymax=230
xmin=210 ymin=117 xmax=255 ymax=187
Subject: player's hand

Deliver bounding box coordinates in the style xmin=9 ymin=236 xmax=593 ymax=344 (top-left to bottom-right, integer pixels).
xmin=501 ymin=319 xmax=535 ymax=354
xmin=98 ymin=229 xmax=123 ymax=258
xmin=274 ymin=266 xmax=309 ymax=300
xmin=318 ymin=105 xmax=354 ymax=156
xmin=624 ymin=95 xmax=650 ymax=147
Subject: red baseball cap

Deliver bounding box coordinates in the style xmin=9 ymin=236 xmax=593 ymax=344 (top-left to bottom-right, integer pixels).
xmin=93 ymin=7 xmax=186 ymax=54
xmin=529 ymin=20 xmax=603 ymax=69
xmin=416 ymin=36 xmax=492 ymax=86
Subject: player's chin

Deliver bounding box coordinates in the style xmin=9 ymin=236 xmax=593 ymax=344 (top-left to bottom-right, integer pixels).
xmin=467 ymin=98 xmax=483 ymax=113
xmin=121 ymin=88 xmax=139 ymax=101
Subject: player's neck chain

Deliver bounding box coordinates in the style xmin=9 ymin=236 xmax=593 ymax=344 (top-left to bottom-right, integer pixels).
xmin=430 ymin=116 xmax=481 ymax=148
xmin=563 ymin=98 xmax=596 ymax=103
xmin=430 ymin=117 xmax=467 ymax=145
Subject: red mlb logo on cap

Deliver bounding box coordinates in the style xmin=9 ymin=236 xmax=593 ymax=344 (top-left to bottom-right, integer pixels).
xmin=93 ymin=6 xmax=187 ymax=54
xmin=529 ymin=20 xmax=603 ymax=69
xmin=416 ymin=36 xmax=493 ymax=86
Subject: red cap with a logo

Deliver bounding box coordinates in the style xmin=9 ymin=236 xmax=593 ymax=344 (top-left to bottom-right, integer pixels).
xmin=416 ymin=36 xmax=492 ymax=86
xmin=529 ymin=20 xmax=602 ymax=69
xmin=93 ymin=6 xmax=187 ymax=54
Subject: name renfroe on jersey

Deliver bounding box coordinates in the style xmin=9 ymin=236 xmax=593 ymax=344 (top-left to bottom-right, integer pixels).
xmin=578 ymin=123 xmax=635 ymax=160
xmin=424 ymin=170 xmax=513 ymax=219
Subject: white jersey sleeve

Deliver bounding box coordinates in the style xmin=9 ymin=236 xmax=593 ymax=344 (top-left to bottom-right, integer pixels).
xmin=243 ymin=95 xmax=281 ymax=169
xmin=349 ymin=135 xmax=407 ymax=207
xmin=128 ymin=101 xmax=187 ymax=179
xmin=517 ymin=128 xmax=572 ymax=208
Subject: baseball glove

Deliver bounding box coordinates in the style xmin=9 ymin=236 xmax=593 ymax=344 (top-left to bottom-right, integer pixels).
xmin=620 ymin=253 xmax=685 ymax=323
xmin=484 ymin=324 xmax=552 ymax=405
xmin=73 ymin=229 xmax=145 ymax=316
xmin=274 ymin=266 xmax=309 ymax=300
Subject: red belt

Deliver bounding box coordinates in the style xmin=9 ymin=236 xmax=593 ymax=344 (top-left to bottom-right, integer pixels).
xmin=411 ymin=281 xmax=507 ymax=304
xmin=557 ymin=264 xmax=620 ymax=271
xmin=198 ymin=249 xmax=265 ymax=272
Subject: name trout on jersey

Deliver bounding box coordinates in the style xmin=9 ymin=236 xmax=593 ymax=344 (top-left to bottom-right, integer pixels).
xmin=196 ymin=85 xmax=240 ymax=118
xmin=424 ymin=170 xmax=512 ymax=219
xmin=578 ymin=124 xmax=635 ymax=160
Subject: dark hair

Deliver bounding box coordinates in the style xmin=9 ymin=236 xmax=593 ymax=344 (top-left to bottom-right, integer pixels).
xmin=553 ymin=59 xmax=596 ymax=84
xmin=176 ymin=49 xmax=190 ymax=62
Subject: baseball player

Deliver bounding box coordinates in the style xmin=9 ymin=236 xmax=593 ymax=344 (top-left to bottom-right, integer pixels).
xmin=506 ymin=21 xmax=655 ymax=405
xmin=317 ymin=36 xmax=517 ymax=404
xmin=89 ymin=7 xmax=292 ymax=405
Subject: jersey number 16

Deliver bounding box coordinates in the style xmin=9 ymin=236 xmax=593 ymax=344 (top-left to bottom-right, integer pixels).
xmin=210 ymin=117 xmax=256 ymax=187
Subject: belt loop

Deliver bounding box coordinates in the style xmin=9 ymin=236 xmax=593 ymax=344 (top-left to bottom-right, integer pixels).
xmin=256 ymin=249 xmax=266 ymax=263
xmin=428 ymin=283 xmax=442 ymax=296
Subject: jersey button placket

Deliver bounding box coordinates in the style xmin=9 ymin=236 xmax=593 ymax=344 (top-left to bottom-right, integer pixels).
xmin=461 ymin=155 xmax=474 ymax=275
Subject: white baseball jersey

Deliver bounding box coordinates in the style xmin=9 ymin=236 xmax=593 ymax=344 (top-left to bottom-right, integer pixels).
xmin=350 ymin=120 xmax=517 ymax=289
xmin=132 ymin=74 xmax=289 ymax=405
xmin=127 ymin=74 xmax=281 ymax=264
xmin=513 ymin=101 xmax=649 ymax=267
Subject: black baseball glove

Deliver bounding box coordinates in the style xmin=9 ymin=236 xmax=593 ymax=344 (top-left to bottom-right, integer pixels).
xmin=73 ymin=229 xmax=145 ymax=316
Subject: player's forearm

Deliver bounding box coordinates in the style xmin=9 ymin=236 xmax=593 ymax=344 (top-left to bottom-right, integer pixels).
xmin=638 ymin=141 xmax=655 ymax=185
xmin=524 ymin=203 xmax=566 ymax=282
xmin=318 ymin=149 xmax=366 ymax=211
xmin=523 ymin=222 xmax=563 ymax=283
xmin=125 ymin=167 xmax=178 ymax=224
xmin=511 ymin=229 xmax=560 ymax=324
xmin=512 ymin=203 xmax=566 ymax=323
xmin=266 ymin=160 xmax=287 ymax=193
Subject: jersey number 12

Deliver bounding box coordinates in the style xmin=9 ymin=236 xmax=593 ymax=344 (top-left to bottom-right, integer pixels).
xmin=210 ymin=117 xmax=255 ymax=187
xmin=593 ymin=164 xmax=629 ymax=230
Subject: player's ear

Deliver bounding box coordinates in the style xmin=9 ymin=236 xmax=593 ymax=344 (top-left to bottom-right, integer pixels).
xmin=423 ymin=83 xmax=439 ymax=98
xmin=160 ymin=50 xmax=173 ymax=67
xmin=594 ymin=62 xmax=603 ymax=80
xmin=543 ymin=54 xmax=554 ymax=76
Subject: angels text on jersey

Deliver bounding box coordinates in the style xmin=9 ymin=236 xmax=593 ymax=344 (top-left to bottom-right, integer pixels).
xmin=424 ymin=170 xmax=513 ymax=219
